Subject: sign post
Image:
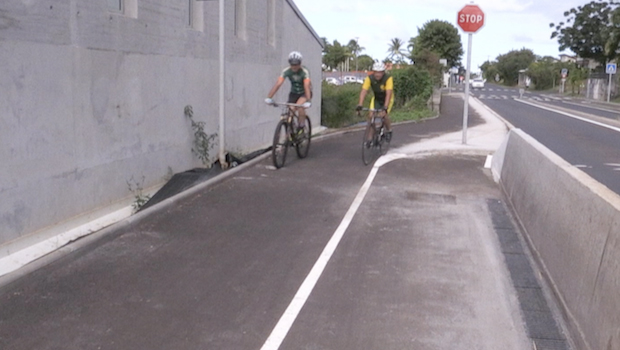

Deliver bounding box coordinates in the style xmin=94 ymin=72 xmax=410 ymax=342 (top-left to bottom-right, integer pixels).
xmin=560 ymin=68 xmax=568 ymax=94
xmin=457 ymin=3 xmax=485 ymax=144
xmin=606 ymin=63 xmax=616 ymax=102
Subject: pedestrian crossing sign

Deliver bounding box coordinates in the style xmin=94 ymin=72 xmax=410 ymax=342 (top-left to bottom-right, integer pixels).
xmin=606 ymin=63 xmax=617 ymax=74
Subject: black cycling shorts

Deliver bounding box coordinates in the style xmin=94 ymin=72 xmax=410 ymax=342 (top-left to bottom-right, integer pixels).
xmin=288 ymin=91 xmax=312 ymax=104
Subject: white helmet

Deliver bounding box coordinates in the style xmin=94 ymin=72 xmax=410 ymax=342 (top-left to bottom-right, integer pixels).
xmin=372 ymin=62 xmax=386 ymax=72
xmin=288 ymin=51 xmax=303 ymax=65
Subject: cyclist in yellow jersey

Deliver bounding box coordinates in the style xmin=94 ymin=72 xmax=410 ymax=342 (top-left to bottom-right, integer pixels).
xmin=356 ymin=62 xmax=394 ymax=140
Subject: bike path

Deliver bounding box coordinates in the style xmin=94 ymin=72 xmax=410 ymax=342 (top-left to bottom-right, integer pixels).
xmin=0 ymin=95 xmax=567 ymax=349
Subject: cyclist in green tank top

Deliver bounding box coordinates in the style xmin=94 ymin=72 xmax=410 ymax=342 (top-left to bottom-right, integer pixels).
xmin=265 ymin=51 xmax=312 ymax=131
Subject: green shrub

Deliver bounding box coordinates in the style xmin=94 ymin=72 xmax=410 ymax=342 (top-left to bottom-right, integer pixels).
xmin=320 ymin=67 xmax=435 ymax=127
xmin=321 ymin=82 xmax=365 ymax=128
xmin=391 ymin=66 xmax=433 ymax=107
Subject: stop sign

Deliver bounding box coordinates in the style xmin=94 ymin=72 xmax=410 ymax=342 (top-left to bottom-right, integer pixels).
xmin=457 ymin=4 xmax=484 ymax=33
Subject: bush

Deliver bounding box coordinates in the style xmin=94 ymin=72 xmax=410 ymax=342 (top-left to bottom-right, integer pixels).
xmin=320 ymin=67 xmax=435 ymax=128
xmin=321 ymin=82 xmax=364 ymax=128
xmin=391 ymin=66 xmax=433 ymax=107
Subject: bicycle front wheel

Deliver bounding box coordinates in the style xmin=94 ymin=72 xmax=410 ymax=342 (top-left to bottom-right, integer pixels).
xmin=295 ymin=117 xmax=312 ymax=159
xmin=272 ymin=120 xmax=289 ymax=169
xmin=379 ymin=127 xmax=390 ymax=155
xmin=362 ymin=123 xmax=377 ymax=165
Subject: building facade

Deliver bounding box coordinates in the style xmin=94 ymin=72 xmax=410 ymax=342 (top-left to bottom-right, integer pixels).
xmin=0 ymin=0 xmax=322 ymax=267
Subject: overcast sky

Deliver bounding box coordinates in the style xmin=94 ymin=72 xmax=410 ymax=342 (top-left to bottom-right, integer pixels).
xmin=292 ymin=0 xmax=588 ymax=72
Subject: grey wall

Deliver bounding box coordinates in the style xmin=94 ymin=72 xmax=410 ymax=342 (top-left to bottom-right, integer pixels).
xmin=492 ymin=129 xmax=620 ymax=350
xmin=1 ymin=0 xmax=322 ymax=257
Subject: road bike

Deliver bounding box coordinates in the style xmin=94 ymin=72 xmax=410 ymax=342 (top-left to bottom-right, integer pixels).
xmin=270 ymin=102 xmax=312 ymax=169
xmin=359 ymin=108 xmax=390 ymax=165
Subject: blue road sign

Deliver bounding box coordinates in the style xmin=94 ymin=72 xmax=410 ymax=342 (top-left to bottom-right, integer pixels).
xmin=606 ymin=63 xmax=617 ymax=74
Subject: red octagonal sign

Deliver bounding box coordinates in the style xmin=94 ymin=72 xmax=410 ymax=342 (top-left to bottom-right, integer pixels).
xmin=457 ymin=4 xmax=484 ymax=33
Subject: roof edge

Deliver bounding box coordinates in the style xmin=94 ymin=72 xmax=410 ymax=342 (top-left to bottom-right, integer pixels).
xmin=286 ymin=0 xmax=324 ymax=48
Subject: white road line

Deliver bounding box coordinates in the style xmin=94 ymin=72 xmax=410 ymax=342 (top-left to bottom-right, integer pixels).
xmin=563 ymin=101 xmax=620 ymax=114
xmin=515 ymin=99 xmax=620 ymax=133
xmin=605 ymin=163 xmax=620 ymax=171
xmin=260 ymin=162 xmax=382 ymax=350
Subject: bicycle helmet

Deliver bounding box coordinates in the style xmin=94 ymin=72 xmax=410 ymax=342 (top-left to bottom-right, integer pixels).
xmin=372 ymin=62 xmax=386 ymax=72
xmin=288 ymin=51 xmax=303 ymax=65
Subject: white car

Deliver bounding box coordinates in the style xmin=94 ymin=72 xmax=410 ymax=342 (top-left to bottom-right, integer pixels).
xmin=324 ymin=77 xmax=341 ymax=86
xmin=343 ymin=75 xmax=362 ymax=84
xmin=471 ymin=78 xmax=485 ymax=89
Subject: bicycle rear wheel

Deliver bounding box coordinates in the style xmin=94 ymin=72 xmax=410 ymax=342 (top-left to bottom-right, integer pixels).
xmin=272 ymin=120 xmax=289 ymax=169
xmin=295 ymin=117 xmax=312 ymax=158
xmin=362 ymin=123 xmax=377 ymax=165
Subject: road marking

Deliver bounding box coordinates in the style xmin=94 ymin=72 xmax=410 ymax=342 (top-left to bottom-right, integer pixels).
xmin=606 ymin=163 xmax=620 ymax=171
xmin=574 ymin=164 xmax=592 ymax=168
xmin=515 ymin=99 xmax=620 ymax=133
xmin=260 ymin=161 xmax=383 ymax=350
xmin=563 ymin=101 xmax=620 ymax=114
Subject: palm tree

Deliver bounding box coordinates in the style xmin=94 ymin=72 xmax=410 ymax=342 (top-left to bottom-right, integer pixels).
xmin=387 ymin=38 xmax=408 ymax=64
xmin=347 ymin=39 xmax=365 ymax=71
xmin=407 ymin=37 xmax=418 ymax=62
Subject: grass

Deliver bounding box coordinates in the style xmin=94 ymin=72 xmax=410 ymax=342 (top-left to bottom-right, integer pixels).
xmin=390 ymin=108 xmax=436 ymax=123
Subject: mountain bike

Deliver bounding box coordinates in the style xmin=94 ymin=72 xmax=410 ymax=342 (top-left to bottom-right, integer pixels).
xmin=270 ymin=102 xmax=312 ymax=169
xmin=359 ymin=108 xmax=390 ymax=165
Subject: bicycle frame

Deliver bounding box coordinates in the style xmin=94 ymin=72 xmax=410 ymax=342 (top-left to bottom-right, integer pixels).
xmin=360 ymin=108 xmax=386 ymax=135
xmin=360 ymin=108 xmax=389 ymax=165
xmin=270 ymin=102 xmax=312 ymax=168
xmin=274 ymin=102 xmax=305 ymax=124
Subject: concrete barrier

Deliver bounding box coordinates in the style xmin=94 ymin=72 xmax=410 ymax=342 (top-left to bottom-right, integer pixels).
xmin=492 ymin=129 xmax=620 ymax=350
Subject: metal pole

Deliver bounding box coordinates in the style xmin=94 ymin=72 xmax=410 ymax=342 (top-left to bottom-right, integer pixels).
xmin=218 ymin=0 xmax=227 ymax=168
xmin=462 ymin=33 xmax=472 ymax=144
xmin=608 ymin=73 xmax=612 ymax=102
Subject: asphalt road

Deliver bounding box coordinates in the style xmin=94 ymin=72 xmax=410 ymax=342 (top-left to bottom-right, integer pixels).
xmin=457 ymin=83 xmax=620 ymax=195
xmin=0 ymin=95 xmax=569 ymax=350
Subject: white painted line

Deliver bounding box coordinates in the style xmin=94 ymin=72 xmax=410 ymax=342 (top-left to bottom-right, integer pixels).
xmin=606 ymin=163 xmax=620 ymax=167
xmin=515 ymin=99 xmax=620 ymax=133
xmin=574 ymin=164 xmax=591 ymax=168
xmin=260 ymin=161 xmax=383 ymax=350
xmin=484 ymin=154 xmax=493 ymax=169
xmin=564 ymin=101 xmax=620 ymax=114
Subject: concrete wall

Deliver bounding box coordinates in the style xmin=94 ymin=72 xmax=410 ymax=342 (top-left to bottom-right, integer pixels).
xmin=492 ymin=129 xmax=620 ymax=350
xmin=0 ymin=0 xmax=322 ymax=260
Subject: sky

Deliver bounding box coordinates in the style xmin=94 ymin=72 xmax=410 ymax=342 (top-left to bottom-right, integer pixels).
xmin=292 ymin=0 xmax=588 ymax=72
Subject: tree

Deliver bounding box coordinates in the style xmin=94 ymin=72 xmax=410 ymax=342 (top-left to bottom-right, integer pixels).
xmin=411 ymin=49 xmax=443 ymax=85
xmin=357 ymin=55 xmax=374 ymax=71
xmin=495 ymin=49 xmax=536 ymax=85
xmin=347 ymin=39 xmax=365 ymax=71
xmin=387 ymin=38 xmax=409 ymax=64
xmin=322 ymin=40 xmax=348 ymax=71
xmin=550 ymin=1 xmax=620 ymax=65
xmin=480 ymin=60 xmax=500 ymax=83
xmin=568 ymin=65 xmax=588 ymax=94
xmin=411 ymin=20 xmax=463 ymax=68
xmin=527 ymin=57 xmax=558 ymax=90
